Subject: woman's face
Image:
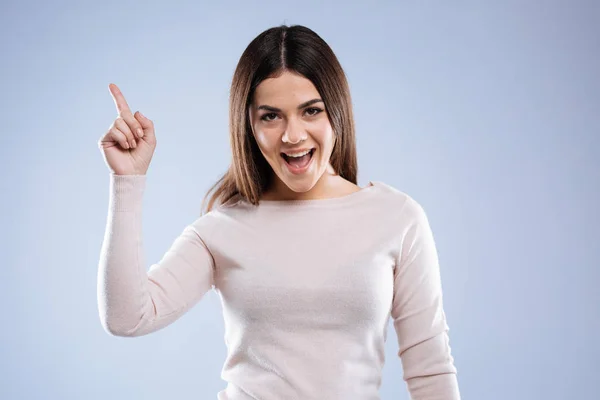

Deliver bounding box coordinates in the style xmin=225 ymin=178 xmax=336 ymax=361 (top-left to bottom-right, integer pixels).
xmin=248 ymin=70 xmax=336 ymax=199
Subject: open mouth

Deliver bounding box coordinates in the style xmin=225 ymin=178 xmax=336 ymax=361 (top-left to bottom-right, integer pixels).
xmin=281 ymin=148 xmax=315 ymax=170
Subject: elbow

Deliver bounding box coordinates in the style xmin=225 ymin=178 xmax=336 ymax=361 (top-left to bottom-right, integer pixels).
xmin=400 ymin=332 xmax=458 ymax=379
xmin=97 ymin=294 xmax=153 ymax=337
xmin=100 ymin=318 xmax=128 ymax=337
xmin=99 ymin=315 xmax=143 ymax=337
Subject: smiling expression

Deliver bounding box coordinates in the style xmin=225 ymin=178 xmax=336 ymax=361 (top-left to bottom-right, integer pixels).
xmin=248 ymin=71 xmax=337 ymax=200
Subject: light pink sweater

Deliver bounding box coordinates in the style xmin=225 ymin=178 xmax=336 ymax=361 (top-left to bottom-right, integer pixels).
xmin=97 ymin=174 xmax=460 ymax=399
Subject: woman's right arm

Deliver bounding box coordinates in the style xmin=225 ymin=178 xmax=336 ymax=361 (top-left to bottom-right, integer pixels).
xmin=97 ymin=173 xmax=215 ymax=337
xmin=96 ymin=83 xmax=214 ymax=337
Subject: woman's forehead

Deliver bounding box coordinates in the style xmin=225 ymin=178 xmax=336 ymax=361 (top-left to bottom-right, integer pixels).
xmin=253 ymin=72 xmax=319 ymax=105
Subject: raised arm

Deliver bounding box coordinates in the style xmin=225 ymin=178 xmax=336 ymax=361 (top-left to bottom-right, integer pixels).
xmin=391 ymin=196 xmax=461 ymax=399
xmin=97 ymin=174 xmax=215 ymax=337
xmin=96 ymin=83 xmax=215 ymax=337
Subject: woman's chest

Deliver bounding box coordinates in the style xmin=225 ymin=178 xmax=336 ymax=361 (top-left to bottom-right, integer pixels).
xmin=210 ymin=214 xmax=399 ymax=330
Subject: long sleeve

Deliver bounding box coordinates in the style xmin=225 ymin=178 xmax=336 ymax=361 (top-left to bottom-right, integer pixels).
xmin=97 ymin=174 xmax=215 ymax=337
xmin=391 ymin=196 xmax=461 ymax=399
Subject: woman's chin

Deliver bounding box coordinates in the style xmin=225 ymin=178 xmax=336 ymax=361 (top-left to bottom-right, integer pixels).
xmin=276 ymin=173 xmax=321 ymax=197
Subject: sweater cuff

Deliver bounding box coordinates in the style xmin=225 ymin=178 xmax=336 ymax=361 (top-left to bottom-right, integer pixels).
xmin=108 ymin=174 xmax=146 ymax=212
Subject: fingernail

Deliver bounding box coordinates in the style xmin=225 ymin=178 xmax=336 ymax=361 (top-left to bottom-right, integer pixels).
xmin=137 ymin=128 xmax=143 ymax=138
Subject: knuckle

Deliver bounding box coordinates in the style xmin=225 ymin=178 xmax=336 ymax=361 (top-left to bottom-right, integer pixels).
xmin=112 ymin=127 xmax=126 ymax=140
xmin=124 ymin=117 xmax=138 ymax=131
xmin=116 ymin=119 xmax=133 ymax=136
xmin=108 ymin=127 xmax=120 ymax=139
xmin=112 ymin=118 xmax=124 ymax=130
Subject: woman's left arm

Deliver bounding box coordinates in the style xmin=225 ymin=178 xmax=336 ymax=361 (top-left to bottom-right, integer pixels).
xmin=391 ymin=196 xmax=461 ymax=400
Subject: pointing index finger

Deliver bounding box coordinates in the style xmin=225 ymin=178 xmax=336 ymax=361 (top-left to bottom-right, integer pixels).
xmin=108 ymin=83 xmax=132 ymax=116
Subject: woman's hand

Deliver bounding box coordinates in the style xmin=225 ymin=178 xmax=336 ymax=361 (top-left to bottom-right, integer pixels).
xmin=98 ymin=83 xmax=157 ymax=175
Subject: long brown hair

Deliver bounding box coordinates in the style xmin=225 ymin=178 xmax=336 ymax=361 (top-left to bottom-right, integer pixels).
xmin=201 ymin=24 xmax=358 ymax=214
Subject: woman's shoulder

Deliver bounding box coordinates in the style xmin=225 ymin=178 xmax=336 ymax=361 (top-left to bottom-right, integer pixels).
xmin=370 ymin=181 xmax=428 ymax=217
xmin=370 ymin=180 xmax=411 ymax=202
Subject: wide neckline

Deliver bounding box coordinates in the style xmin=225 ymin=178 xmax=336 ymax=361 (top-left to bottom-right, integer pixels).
xmin=253 ymin=181 xmax=377 ymax=208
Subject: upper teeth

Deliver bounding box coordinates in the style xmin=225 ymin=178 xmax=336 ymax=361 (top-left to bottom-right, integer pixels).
xmin=285 ymin=149 xmax=312 ymax=158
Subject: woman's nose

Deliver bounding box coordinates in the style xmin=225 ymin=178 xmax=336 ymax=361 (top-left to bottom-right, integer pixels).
xmin=282 ymin=119 xmax=307 ymax=144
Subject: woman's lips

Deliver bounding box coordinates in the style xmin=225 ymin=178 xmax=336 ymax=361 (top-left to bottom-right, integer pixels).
xmin=281 ymin=148 xmax=315 ymax=175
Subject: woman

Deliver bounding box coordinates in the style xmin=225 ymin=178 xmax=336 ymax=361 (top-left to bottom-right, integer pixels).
xmin=97 ymin=24 xmax=461 ymax=399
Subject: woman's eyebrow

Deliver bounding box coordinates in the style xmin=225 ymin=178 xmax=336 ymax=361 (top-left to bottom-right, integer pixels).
xmin=257 ymin=98 xmax=323 ymax=112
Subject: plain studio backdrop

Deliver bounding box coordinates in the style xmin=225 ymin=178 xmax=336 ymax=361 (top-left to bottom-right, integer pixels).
xmin=1 ymin=1 xmax=598 ymax=399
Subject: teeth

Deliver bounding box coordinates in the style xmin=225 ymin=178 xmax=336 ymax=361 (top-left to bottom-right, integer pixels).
xmin=285 ymin=149 xmax=312 ymax=158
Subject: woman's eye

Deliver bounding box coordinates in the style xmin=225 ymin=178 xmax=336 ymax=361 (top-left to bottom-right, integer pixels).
xmin=260 ymin=108 xmax=322 ymax=122
xmin=260 ymin=113 xmax=278 ymax=122
xmin=305 ymin=107 xmax=323 ymax=116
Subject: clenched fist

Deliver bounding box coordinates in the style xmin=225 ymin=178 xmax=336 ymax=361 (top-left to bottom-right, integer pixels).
xmin=98 ymin=83 xmax=157 ymax=175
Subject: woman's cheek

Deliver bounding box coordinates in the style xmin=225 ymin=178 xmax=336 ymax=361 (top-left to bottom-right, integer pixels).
xmin=256 ymin=130 xmax=279 ymax=159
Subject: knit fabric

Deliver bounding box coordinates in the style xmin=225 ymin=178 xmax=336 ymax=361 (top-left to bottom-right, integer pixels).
xmin=97 ymin=174 xmax=460 ymax=399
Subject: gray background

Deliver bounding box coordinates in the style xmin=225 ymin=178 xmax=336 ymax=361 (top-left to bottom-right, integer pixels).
xmin=1 ymin=0 xmax=598 ymax=399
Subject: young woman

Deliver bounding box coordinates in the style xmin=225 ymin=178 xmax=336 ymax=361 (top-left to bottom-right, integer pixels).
xmin=98 ymin=24 xmax=461 ymax=400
